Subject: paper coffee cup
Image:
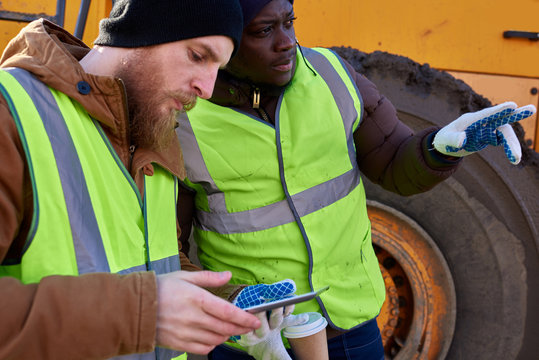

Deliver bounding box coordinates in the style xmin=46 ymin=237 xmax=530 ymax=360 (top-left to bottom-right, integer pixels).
xmin=284 ymin=312 xmax=329 ymax=360
xmin=283 ymin=312 xmax=328 ymax=338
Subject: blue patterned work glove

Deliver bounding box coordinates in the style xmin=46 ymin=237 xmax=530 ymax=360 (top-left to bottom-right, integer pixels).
xmin=230 ymin=279 xmax=308 ymax=360
xmin=233 ymin=279 xmax=297 ymax=310
xmin=433 ymin=102 xmax=536 ymax=164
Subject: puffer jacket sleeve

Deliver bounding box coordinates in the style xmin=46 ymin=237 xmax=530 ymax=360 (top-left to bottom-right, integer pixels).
xmin=343 ymin=59 xmax=462 ymax=195
xmin=176 ymin=184 xmax=246 ymax=301
xmin=0 ymin=95 xmax=158 ymax=360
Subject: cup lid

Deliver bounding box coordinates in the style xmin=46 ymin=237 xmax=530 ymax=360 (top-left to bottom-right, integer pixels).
xmin=283 ymin=312 xmax=328 ymax=338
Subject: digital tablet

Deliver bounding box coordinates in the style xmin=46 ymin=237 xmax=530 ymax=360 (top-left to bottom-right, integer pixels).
xmin=244 ymin=285 xmax=330 ymax=314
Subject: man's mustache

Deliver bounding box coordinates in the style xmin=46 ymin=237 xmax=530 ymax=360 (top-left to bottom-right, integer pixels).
xmin=169 ymin=91 xmax=198 ymax=112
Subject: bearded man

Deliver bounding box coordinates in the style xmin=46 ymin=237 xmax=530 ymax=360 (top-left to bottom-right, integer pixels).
xmin=0 ymin=1 xmax=263 ymax=359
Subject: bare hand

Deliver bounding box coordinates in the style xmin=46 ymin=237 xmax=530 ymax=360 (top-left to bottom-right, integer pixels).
xmin=155 ymin=271 xmax=261 ymax=355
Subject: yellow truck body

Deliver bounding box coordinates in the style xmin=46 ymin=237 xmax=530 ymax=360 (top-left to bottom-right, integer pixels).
xmin=0 ymin=0 xmax=109 ymax=50
xmin=294 ymin=0 xmax=539 ymax=150
xmin=2 ymin=0 xmax=537 ymax=151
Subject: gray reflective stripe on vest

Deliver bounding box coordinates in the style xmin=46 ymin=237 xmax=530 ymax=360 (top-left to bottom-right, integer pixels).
xmin=193 ymin=169 xmax=360 ymax=234
xmin=117 ymin=264 xmax=147 ymax=275
xmin=151 ymin=255 xmax=181 ymax=274
xmin=115 ymin=255 xmax=180 ymax=276
xmin=6 ymin=68 xmax=110 ymax=274
xmin=301 ymin=47 xmax=362 ymax=166
xmin=179 ymin=48 xmax=361 ymax=234
xmin=177 ymin=113 xmax=227 ymax=211
xmin=108 ymin=347 xmax=182 ymax=360
xmin=109 ymin=348 xmax=183 ymax=360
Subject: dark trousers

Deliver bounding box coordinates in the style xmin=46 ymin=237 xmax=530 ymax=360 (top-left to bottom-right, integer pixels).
xmin=209 ymin=318 xmax=384 ymax=360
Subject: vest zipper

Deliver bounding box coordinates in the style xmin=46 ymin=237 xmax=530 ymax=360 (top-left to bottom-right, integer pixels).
xmin=129 ymin=144 xmax=136 ymax=171
xmin=252 ymin=87 xmax=273 ymax=124
xmin=253 ymin=87 xmax=261 ymax=109
xmin=257 ymin=107 xmax=272 ymax=124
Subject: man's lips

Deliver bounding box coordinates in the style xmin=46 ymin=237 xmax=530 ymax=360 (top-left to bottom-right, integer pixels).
xmin=173 ymin=99 xmax=184 ymax=111
xmin=172 ymin=96 xmax=196 ymax=112
xmin=272 ymin=58 xmax=294 ymax=72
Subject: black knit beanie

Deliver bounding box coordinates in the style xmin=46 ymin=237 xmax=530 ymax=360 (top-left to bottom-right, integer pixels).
xmin=94 ymin=0 xmax=244 ymax=55
xmin=239 ymin=0 xmax=294 ymax=27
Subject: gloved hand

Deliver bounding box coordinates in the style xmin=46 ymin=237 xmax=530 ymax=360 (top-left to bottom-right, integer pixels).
xmin=237 ymin=307 xmax=309 ymax=360
xmin=231 ymin=279 xmax=309 ymax=360
xmin=433 ymin=101 xmax=536 ymax=164
xmin=232 ymin=279 xmax=297 ymax=309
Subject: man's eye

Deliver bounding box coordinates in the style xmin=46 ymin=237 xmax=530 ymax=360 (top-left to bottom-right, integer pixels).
xmin=286 ymin=17 xmax=297 ymax=25
xmin=190 ymin=50 xmax=203 ymax=62
xmin=257 ymin=26 xmax=272 ymax=35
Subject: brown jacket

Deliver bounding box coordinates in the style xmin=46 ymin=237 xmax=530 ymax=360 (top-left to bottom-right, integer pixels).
xmin=178 ymin=51 xmax=462 ymax=249
xmin=0 ymin=20 xmax=189 ymax=359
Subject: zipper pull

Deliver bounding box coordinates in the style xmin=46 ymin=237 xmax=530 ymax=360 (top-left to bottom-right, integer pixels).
xmin=128 ymin=144 xmax=136 ymax=170
xmin=253 ymin=88 xmax=260 ymax=109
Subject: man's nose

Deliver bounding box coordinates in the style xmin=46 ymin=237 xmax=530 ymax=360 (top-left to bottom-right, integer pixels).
xmin=192 ymin=69 xmax=217 ymax=99
xmin=275 ymin=28 xmax=295 ymax=52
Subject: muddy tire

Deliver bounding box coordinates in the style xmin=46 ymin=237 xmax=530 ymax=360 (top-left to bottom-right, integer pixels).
xmin=333 ymin=47 xmax=539 ymax=360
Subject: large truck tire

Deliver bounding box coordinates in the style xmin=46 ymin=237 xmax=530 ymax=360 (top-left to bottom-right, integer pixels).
xmin=332 ymin=47 xmax=539 ymax=360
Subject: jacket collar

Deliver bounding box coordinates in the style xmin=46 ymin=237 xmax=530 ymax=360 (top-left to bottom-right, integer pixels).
xmin=209 ymin=69 xmax=288 ymax=109
xmin=0 ymin=19 xmax=185 ymax=179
